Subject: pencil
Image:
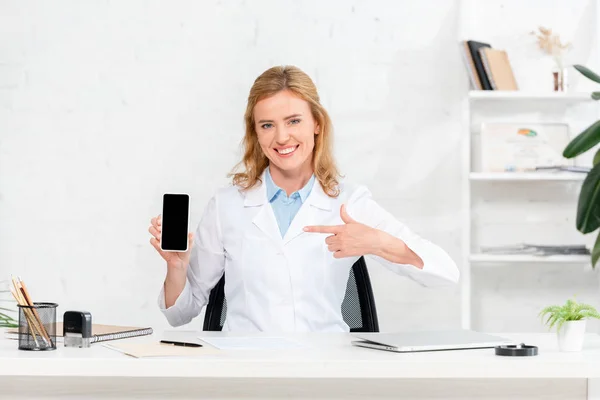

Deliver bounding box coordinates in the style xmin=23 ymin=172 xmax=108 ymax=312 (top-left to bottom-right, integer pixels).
xmin=10 ymin=277 xmax=50 ymax=348
xmin=18 ymin=278 xmax=52 ymax=346
xmin=9 ymin=286 xmax=40 ymax=348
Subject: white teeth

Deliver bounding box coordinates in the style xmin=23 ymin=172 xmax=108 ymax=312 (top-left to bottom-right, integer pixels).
xmin=277 ymin=146 xmax=296 ymax=155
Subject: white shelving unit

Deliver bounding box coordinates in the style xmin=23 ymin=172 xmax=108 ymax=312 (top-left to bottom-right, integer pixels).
xmin=469 ymin=254 xmax=591 ymax=264
xmin=461 ymin=91 xmax=597 ymax=330
xmin=468 ymin=91 xmax=593 ymax=103
xmin=469 ymin=172 xmax=586 ymax=181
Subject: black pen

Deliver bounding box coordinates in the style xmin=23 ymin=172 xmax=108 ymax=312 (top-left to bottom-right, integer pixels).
xmin=160 ymin=340 xmax=203 ymax=347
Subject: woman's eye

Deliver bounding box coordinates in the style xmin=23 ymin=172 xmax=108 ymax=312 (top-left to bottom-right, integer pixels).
xmin=289 ymin=119 xmax=301 ymax=125
xmin=261 ymin=123 xmax=273 ymax=129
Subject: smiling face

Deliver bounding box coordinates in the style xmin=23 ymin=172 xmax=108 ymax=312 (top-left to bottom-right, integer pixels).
xmin=253 ymin=89 xmax=319 ymax=179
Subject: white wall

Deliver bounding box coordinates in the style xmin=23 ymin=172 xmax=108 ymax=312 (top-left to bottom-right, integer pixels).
xmin=1 ymin=0 xmax=598 ymax=333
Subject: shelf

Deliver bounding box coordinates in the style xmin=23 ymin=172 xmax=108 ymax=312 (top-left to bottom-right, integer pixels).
xmin=470 ymin=254 xmax=590 ymax=264
xmin=468 ymin=91 xmax=594 ymax=103
xmin=469 ymin=172 xmax=586 ymax=181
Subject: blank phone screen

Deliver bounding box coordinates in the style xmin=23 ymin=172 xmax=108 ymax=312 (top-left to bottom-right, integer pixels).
xmin=161 ymin=194 xmax=190 ymax=251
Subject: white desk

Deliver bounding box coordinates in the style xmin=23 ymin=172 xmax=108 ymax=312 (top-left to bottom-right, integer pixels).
xmin=1 ymin=331 xmax=600 ymax=400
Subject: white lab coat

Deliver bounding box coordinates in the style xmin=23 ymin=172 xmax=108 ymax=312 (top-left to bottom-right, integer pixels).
xmin=158 ymin=173 xmax=459 ymax=332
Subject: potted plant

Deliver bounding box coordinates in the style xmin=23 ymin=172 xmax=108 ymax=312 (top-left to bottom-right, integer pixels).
xmin=539 ymin=297 xmax=600 ymax=351
xmin=562 ymin=64 xmax=600 ymax=268
xmin=532 ymin=26 xmax=571 ymax=91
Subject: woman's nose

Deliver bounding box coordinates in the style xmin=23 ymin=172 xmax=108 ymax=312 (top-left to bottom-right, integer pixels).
xmin=274 ymin=126 xmax=291 ymax=143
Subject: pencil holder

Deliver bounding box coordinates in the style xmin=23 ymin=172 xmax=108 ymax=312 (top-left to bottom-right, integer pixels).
xmin=17 ymin=302 xmax=58 ymax=351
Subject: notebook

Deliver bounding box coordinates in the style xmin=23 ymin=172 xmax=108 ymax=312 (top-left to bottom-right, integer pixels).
xmin=460 ymin=40 xmax=482 ymax=89
xmin=5 ymin=322 xmax=153 ymax=343
xmin=466 ymin=40 xmax=493 ymax=90
xmin=479 ymin=48 xmax=518 ymax=90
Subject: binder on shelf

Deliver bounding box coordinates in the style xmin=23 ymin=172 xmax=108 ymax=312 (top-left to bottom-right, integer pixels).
xmin=479 ymin=48 xmax=518 ymax=90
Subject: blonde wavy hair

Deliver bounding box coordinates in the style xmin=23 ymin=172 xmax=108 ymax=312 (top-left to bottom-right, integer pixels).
xmin=229 ymin=65 xmax=340 ymax=197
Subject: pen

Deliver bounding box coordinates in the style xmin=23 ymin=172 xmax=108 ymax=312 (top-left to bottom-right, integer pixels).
xmin=160 ymin=340 xmax=202 ymax=347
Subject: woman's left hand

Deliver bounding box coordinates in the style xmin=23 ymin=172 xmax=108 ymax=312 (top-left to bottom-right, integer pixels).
xmin=303 ymin=204 xmax=384 ymax=258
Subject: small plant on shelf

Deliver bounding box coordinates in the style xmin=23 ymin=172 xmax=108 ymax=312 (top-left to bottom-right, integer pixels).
xmin=532 ymin=26 xmax=571 ymax=91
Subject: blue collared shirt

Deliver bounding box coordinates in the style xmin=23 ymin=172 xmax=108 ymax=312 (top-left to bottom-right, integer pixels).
xmin=265 ymin=167 xmax=315 ymax=237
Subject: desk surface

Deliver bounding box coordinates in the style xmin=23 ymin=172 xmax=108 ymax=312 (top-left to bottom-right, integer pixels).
xmin=1 ymin=331 xmax=600 ymax=379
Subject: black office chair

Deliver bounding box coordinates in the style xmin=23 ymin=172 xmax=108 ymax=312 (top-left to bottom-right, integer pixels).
xmin=202 ymin=256 xmax=379 ymax=332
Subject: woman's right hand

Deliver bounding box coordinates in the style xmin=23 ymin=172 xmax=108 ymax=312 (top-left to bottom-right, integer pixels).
xmin=149 ymin=214 xmax=194 ymax=270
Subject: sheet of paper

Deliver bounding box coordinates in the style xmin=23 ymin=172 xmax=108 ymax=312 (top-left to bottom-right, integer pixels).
xmin=103 ymin=342 xmax=219 ymax=358
xmin=198 ymin=336 xmax=305 ymax=350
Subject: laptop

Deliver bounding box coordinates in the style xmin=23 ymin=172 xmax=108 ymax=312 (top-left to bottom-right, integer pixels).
xmin=351 ymin=329 xmax=513 ymax=353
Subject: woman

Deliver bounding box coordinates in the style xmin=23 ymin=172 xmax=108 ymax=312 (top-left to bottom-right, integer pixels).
xmin=149 ymin=65 xmax=459 ymax=332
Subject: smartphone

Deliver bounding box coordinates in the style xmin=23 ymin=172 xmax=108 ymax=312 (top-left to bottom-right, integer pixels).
xmin=160 ymin=193 xmax=190 ymax=252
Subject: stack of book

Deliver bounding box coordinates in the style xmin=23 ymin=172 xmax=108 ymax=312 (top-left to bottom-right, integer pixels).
xmin=461 ymin=40 xmax=518 ymax=91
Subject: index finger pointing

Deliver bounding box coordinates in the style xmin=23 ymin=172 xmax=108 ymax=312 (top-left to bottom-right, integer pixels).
xmin=303 ymin=225 xmax=343 ymax=234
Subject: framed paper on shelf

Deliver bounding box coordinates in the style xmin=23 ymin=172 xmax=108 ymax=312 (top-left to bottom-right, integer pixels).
xmin=480 ymin=122 xmax=573 ymax=172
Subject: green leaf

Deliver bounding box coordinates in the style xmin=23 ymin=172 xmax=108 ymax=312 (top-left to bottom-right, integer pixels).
xmin=576 ymin=303 xmax=596 ymax=313
xmin=593 ymin=232 xmax=600 ymax=268
xmin=576 ymin=162 xmax=600 ymax=233
xmin=567 ymin=298 xmax=575 ymax=307
xmin=593 ymin=92 xmax=600 ymax=100
xmin=0 ymin=312 xmax=16 ymax=321
xmin=574 ymin=65 xmax=600 ymax=84
xmin=563 ymin=119 xmax=600 ymax=158
xmin=539 ymin=305 xmax=560 ymax=315
xmin=583 ymin=310 xmax=600 ymax=319
xmin=594 ymin=149 xmax=600 ymax=167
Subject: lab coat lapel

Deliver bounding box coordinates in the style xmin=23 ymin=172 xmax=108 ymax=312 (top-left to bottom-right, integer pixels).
xmin=283 ymin=180 xmax=333 ymax=245
xmin=243 ymin=172 xmax=282 ymax=245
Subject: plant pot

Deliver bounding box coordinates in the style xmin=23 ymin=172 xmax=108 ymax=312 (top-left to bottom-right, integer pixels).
xmin=557 ymin=320 xmax=586 ymax=352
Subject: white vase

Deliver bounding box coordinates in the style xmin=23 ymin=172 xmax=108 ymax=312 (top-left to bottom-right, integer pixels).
xmin=557 ymin=320 xmax=587 ymax=352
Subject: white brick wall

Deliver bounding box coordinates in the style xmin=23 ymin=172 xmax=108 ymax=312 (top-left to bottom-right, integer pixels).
xmin=1 ymin=0 xmax=598 ymax=333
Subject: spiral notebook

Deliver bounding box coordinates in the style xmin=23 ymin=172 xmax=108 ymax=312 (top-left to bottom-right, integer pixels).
xmin=90 ymin=325 xmax=153 ymax=343
xmin=479 ymin=48 xmax=518 ymax=90
xmin=5 ymin=322 xmax=153 ymax=343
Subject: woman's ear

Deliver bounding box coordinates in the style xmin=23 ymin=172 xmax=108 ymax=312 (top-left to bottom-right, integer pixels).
xmin=314 ymin=123 xmax=320 ymax=135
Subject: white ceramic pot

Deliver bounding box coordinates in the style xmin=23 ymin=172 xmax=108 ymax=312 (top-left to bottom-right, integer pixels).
xmin=557 ymin=320 xmax=587 ymax=352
